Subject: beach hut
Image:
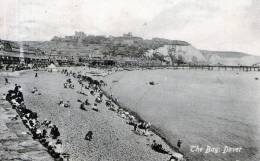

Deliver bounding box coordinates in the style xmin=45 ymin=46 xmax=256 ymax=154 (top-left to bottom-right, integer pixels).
xmin=46 ymin=63 xmax=57 ymax=72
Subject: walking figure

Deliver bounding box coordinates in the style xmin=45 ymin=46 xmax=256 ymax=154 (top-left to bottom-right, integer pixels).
xmin=5 ymin=78 xmax=9 ymax=85
xmin=85 ymin=131 xmax=93 ymax=141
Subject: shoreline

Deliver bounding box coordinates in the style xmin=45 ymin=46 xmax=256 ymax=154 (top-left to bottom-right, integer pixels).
xmin=100 ymin=86 xmax=186 ymax=159
xmin=58 ymin=68 xmax=185 ymax=160
xmin=69 ymin=68 xmax=185 ymax=160
xmin=3 ymin=70 xmax=183 ymax=161
xmin=2 ymin=67 xmax=257 ymax=160
xmin=100 ymin=68 xmax=260 ymax=161
xmin=71 ymin=67 xmax=184 ymax=155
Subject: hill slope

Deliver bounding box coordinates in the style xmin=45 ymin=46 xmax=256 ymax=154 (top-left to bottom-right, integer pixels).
xmin=21 ymin=32 xmax=260 ymax=66
xmin=201 ymin=50 xmax=260 ymax=65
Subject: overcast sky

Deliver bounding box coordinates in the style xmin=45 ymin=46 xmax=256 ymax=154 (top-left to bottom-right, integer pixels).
xmin=0 ymin=0 xmax=260 ymax=55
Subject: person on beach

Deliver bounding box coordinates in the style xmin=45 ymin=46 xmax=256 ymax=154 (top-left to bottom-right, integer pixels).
xmin=100 ymin=80 xmax=106 ymax=86
xmin=151 ymin=140 xmax=159 ymax=148
xmin=92 ymin=103 xmax=98 ymax=112
xmin=95 ymin=96 xmax=102 ymax=103
xmin=127 ymin=115 xmax=136 ymax=126
xmin=58 ymin=99 xmax=64 ymax=106
xmin=69 ymin=84 xmax=74 ymax=89
xmin=35 ymin=72 xmax=38 ymax=78
xmin=134 ymin=122 xmax=138 ymax=132
xmin=5 ymin=77 xmax=9 ymax=85
xmin=19 ymin=102 xmax=26 ymax=111
xmin=14 ymin=84 xmax=19 ymax=93
xmin=85 ymin=131 xmax=93 ymax=141
xmin=42 ymin=119 xmax=49 ymax=126
xmin=168 ymin=155 xmax=178 ymax=161
xmin=50 ymin=125 xmax=60 ymax=139
xmin=78 ymin=80 xmax=83 ymax=86
xmin=99 ymin=92 xmax=103 ymax=99
xmin=151 ymin=140 xmax=169 ymax=154
xmin=85 ymin=99 xmax=90 ymax=105
xmin=85 ymin=84 xmax=89 ymax=90
xmin=31 ymin=87 xmax=38 ymax=94
xmin=80 ymin=102 xmax=87 ymax=111
xmin=64 ymin=101 xmax=70 ymax=108
xmin=177 ymin=139 xmax=182 ymax=149
xmin=42 ymin=120 xmax=52 ymax=127
xmin=90 ymin=90 xmax=95 ymax=96
xmin=1 ymin=93 xmax=6 ymax=100
xmin=143 ymin=122 xmax=151 ymax=135
xmin=105 ymin=100 xmax=110 ymax=106
xmin=66 ymin=78 xmax=71 ymax=84
xmin=15 ymin=86 xmax=24 ymax=104
xmin=54 ymin=139 xmax=63 ymax=155
xmin=64 ymin=83 xmax=68 ymax=88
xmin=41 ymin=129 xmax=47 ymax=138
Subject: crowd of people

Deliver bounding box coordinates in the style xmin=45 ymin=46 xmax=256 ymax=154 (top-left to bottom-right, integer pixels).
xmin=63 ymin=78 xmax=75 ymax=89
xmin=60 ymin=69 xmax=184 ymax=161
xmin=4 ymin=84 xmax=69 ymax=161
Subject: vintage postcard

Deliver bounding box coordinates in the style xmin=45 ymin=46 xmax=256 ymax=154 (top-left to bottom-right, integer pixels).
xmin=0 ymin=0 xmax=259 ymax=161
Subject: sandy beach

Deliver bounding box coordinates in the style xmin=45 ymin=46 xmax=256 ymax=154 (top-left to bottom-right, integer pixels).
xmin=1 ymin=70 xmax=180 ymax=161
xmin=2 ymin=67 xmax=259 ymax=161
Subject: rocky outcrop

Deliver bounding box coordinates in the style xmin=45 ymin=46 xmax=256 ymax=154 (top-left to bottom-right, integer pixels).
xmin=146 ymin=44 xmax=206 ymax=64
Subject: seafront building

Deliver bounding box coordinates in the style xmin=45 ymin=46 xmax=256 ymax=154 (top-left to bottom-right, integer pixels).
xmin=0 ymin=40 xmax=48 ymax=69
xmin=0 ymin=40 xmax=76 ymax=70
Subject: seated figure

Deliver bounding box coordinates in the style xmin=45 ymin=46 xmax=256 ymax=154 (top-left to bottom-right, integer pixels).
xmin=92 ymin=104 xmax=98 ymax=112
xmin=50 ymin=125 xmax=60 ymax=139
xmin=85 ymin=131 xmax=93 ymax=141
xmin=80 ymin=103 xmax=87 ymax=111
xmin=64 ymin=101 xmax=70 ymax=108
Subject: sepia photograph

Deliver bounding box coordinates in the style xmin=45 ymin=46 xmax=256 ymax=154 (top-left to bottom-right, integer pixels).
xmin=0 ymin=0 xmax=259 ymax=161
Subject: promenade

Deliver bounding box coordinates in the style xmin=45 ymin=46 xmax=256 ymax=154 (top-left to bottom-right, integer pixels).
xmin=0 ymin=84 xmax=52 ymax=161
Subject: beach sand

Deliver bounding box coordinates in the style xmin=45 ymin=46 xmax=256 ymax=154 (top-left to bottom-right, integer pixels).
xmin=1 ymin=70 xmax=178 ymax=161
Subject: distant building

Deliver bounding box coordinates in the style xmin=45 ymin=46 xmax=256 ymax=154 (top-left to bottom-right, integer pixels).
xmin=0 ymin=40 xmax=49 ymax=68
xmin=47 ymin=52 xmax=70 ymax=66
xmin=123 ymin=32 xmax=133 ymax=38
xmin=52 ymin=31 xmax=88 ymax=42
xmin=111 ymin=32 xmax=143 ymax=46
xmin=64 ymin=36 xmax=77 ymax=42
xmin=75 ymin=31 xmax=87 ymax=39
xmin=68 ymin=56 xmax=80 ymax=64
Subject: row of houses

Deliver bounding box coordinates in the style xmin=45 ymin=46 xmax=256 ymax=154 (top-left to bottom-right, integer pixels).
xmin=0 ymin=39 xmax=79 ymax=67
xmin=0 ymin=49 xmax=163 ymax=69
xmin=0 ymin=52 xmax=79 ymax=67
xmin=1 ymin=38 xmax=164 ymax=69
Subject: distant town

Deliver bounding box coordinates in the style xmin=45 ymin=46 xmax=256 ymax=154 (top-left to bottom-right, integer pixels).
xmin=1 ymin=31 xmax=260 ymax=71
